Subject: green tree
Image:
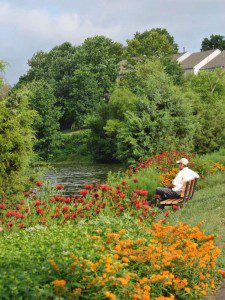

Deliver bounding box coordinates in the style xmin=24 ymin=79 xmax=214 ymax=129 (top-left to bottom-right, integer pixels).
xmin=66 ymin=67 xmax=102 ymax=129
xmin=79 ymin=36 xmax=124 ymax=92
xmin=0 ymin=88 xmax=35 ymax=196
xmin=86 ymin=88 xmax=139 ymax=162
xmin=26 ymin=80 xmax=62 ymax=158
xmin=87 ymin=60 xmax=195 ymax=163
xmin=124 ymin=28 xmax=183 ymax=84
xmin=17 ymin=37 xmax=124 ymax=130
xmin=126 ymin=28 xmax=178 ymax=60
xmin=201 ymin=34 xmax=225 ymax=51
xmin=115 ymin=61 xmax=196 ymax=162
xmin=185 ymin=69 xmax=225 ymax=153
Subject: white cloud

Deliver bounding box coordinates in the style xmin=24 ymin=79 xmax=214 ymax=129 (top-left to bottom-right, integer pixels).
xmin=0 ymin=2 xmax=123 ymax=43
xmin=0 ymin=0 xmax=225 ymax=84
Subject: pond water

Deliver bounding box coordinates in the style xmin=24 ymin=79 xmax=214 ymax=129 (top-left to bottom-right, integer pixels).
xmin=45 ymin=161 xmax=123 ymax=195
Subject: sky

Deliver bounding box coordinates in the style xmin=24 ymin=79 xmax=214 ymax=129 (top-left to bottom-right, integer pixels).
xmin=0 ymin=0 xmax=224 ymax=85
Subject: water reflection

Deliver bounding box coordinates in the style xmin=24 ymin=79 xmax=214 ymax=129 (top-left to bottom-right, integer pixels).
xmin=45 ymin=162 xmax=123 ymax=195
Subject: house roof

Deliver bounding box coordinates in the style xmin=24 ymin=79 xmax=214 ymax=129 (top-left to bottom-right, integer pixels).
xmin=173 ymin=53 xmax=185 ymax=60
xmin=201 ymin=50 xmax=225 ymax=70
xmin=179 ymin=49 xmax=215 ymax=70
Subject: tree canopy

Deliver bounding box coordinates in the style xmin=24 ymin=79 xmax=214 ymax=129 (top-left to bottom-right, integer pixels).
xmin=87 ymin=60 xmax=196 ymax=163
xmin=201 ymin=34 xmax=225 ymax=51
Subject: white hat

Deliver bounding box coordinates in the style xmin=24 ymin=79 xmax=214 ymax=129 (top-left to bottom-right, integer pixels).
xmin=176 ymin=158 xmax=189 ymax=166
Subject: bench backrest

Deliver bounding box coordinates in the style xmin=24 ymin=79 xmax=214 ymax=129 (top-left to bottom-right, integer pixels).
xmin=180 ymin=178 xmax=198 ymax=203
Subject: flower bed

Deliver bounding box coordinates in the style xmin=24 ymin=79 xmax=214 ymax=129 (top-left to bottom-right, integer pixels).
xmin=0 ymin=151 xmax=224 ymax=231
xmin=0 ymin=151 xmax=225 ymax=299
xmin=50 ymin=221 xmax=222 ymax=299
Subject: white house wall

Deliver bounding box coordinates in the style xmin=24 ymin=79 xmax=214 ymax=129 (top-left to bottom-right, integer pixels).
xmin=194 ymin=49 xmax=221 ymax=74
xmin=177 ymin=52 xmax=191 ymax=63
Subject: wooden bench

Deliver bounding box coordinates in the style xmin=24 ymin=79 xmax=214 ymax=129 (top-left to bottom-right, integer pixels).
xmin=160 ymin=178 xmax=198 ymax=206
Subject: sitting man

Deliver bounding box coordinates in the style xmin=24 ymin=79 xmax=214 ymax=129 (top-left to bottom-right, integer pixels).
xmin=155 ymin=158 xmax=199 ymax=208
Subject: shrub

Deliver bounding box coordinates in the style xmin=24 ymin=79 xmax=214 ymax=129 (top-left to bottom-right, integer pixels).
xmin=51 ymin=129 xmax=92 ymax=162
xmin=0 ymin=89 xmax=35 ymax=197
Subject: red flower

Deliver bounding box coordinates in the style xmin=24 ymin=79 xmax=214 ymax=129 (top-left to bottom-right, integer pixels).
xmin=83 ymin=183 xmax=93 ymax=190
xmin=164 ymin=211 xmax=170 ymax=217
xmin=35 ymin=181 xmax=44 ymax=186
xmin=50 ymin=213 xmax=59 ymax=218
xmin=134 ymin=189 xmax=148 ymax=196
xmin=0 ymin=204 xmax=6 ymax=209
xmin=79 ymin=190 xmax=89 ymax=196
xmin=63 ymin=214 xmax=70 ymax=219
xmin=133 ymin=178 xmax=138 ymax=182
xmin=36 ymin=208 xmax=44 ymax=215
xmin=172 ymin=205 xmax=180 ymax=211
xmin=62 ymin=206 xmax=69 ymax=213
xmin=100 ymin=185 xmax=110 ymax=191
xmin=118 ymin=193 xmax=126 ymax=199
xmin=7 ymin=222 xmax=13 ymax=228
xmin=55 ymin=184 xmax=65 ymax=190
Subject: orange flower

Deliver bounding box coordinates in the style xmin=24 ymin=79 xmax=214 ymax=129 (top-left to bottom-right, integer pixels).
xmin=53 ymin=279 xmax=66 ymax=286
xmin=105 ymin=291 xmax=116 ymax=300
xmin=218 ymin=269 xmax=225 ymax=278
xmin=122 ymin=257 xmax=129 ymax=263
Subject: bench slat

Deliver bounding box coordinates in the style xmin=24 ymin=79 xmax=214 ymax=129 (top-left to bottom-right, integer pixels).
xmin=160 ymin=198 xmax=183 ymax=205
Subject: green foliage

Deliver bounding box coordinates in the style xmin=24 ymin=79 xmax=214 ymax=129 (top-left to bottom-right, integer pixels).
xmin=67 ymin=67 xmax=102 ymax=129
xmin=26 ymin=80 xmax=62 ymax=158
xmin=87 ymin=61 xmax=196 ymax=163
xmin=126 ymin=28 xmax=178 ymax=60
xmin=119 ymin=61 xmax=196 ymax=162
xmin=86 ymin=103 xmax=118 ymax=162
xmin=18 ymin=37 xmax=124 ymax=130
xmin=87 ymin=88 xmax=140 ymax=162
xmin=125 ymin=28 xmax=182 ymax=85
xmin=0 ymin=89 xmax=35 ymax=196
xmin=80 ymin=36 xmax=124 ymax=92
xmin=51 ymin=129 xmax=92 ymax=162
xmin=201 ymin=34 xmax=225 ymax=51
xmin=185 ymin=69 xmax=225 ymax=153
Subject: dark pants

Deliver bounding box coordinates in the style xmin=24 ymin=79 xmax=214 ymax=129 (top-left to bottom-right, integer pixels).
xmin=156 ymin=187 xmax=180 ymax=202
xmin=154 ymin=187 xmax=180 ymax=209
